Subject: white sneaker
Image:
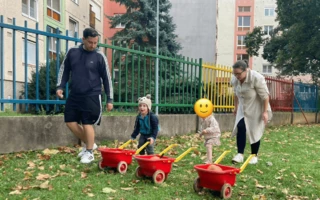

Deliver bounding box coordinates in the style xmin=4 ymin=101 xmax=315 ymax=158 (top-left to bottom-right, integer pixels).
xmin=249 ymin=156 xmax=258 ymax=164
xmin=80 ymin=151 xmax=94 ymax=164
xmin=78 ymin=143 xmax=98 ymax=158
xmin=232 ymin=153 xmax=244 ymax=163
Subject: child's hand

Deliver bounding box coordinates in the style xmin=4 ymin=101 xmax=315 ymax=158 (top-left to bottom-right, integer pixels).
xmin=148 ymin=138 xmax=154 ymax=145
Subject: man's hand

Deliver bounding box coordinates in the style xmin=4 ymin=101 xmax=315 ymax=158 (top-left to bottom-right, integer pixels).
xmin=106 ymin=103 xmax=113 ymax=111
xmin=202 ymin=130 xmax=207 ymax=134
xmin=56 ymin=89 xmax=64 ymax=99
xmin=148 ymin=138 xmax=154 ymax=145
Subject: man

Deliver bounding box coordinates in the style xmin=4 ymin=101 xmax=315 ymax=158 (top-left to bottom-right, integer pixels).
xmin=56 ymin=28 xmax=113 ymax=164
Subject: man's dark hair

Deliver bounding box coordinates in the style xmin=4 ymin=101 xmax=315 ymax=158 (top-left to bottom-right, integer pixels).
xmin=83 ymin=28 xmax=100 ymax=38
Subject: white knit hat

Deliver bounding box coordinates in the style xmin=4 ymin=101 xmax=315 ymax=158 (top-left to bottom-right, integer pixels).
xmin=138 ymin=94 xmax=152 ymax=110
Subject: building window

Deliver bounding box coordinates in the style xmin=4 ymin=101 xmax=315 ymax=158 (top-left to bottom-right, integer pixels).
xmin=22 ymin=40 xmax=36 ymax=65
xmin=265 ymin=8 xmax=275 ymax=16
xmin=238 ymin=16 xmax=250 ymax=31
xmin=22 ymin=0 xmax=38 ymax=20
xmin=263 ymin=64 xmax=272 ymax=74
xmin=236 ymin=54 xmax=249 ymax=61
xmin=47 ymin=0 xmax=61 ymax=21
xmin=238 ymin=6 xmax=250 ymax=12
xmin=68 ymin=18 xmax=79 ymax=37
xmin=71 ymin=0 xmax=78 ymax=4
xmin=237 ymin=35 xmax=246 ymax=49
xmin=90 ymin=1 xmax=101 ymax=21
xmin=264 ymin=26 xmax=274 ymax=36
xmin=48 ymin=26 xmax=61 ymax=60
xmin=115 ymin=14 xmax=125 ymax=28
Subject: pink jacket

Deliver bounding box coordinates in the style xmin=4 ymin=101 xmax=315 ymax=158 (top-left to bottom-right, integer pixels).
xmin=199 ymin=115 xmax=221 ymax=140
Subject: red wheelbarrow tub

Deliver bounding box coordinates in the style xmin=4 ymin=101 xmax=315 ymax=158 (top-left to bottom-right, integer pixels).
xmin=133 ymin=155 xmax=175 ymax=177
xmin=194 ymin=164 xmax=240 ymax=191
xmin=98 ymin=148 xmax=136 ymax=170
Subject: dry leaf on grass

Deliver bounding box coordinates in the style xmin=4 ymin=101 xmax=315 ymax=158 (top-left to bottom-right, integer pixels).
xmin=36 ymin=173 xmax=51 ymax=180
xmin=102 ymin=187 xmax=116 ymax=193
xmin=9 ymin=190 xmax=22 ymax=195
xmin=42 ymin=149 xmax=59 ymax=155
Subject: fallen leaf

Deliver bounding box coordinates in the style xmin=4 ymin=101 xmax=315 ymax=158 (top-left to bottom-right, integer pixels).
xmin=256 ymin=184 xmax=265 ymax=189
xmin=121 ymin=187 xmax=134 ymax=191
xmin=27 ymin=161 xmax=36 ymax=169
xmin=257 ymin=169 xmax=264 ymax=174
xmin=291 ymin=172 xmax=297 ymax=179
xmin=87 ymin=193 xmax=95 ymax=197
xmin=282 ymin=188 xmax=289 ymax=194
xmin=36 ymin=173 xmax=51 ymax=180
xmin=102 ymin=187 xmax=116 ymax=193
xmin=43 ymin=149 xmax=59 ymax=155
xmin=9 ymin=190 xmax=22 ymax=195
xmin=40 ymin=181 xmax=50 ymax=189
xmin=81 ymin=172 xmax=87 ymax=179
xmin=37 ymin=154 xmax=51 ymax=161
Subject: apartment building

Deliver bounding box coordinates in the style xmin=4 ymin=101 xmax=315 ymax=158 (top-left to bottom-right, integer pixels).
xmin=0 ymin=0 xmax=104 ymax=104
xmin=170 ymin=0 xmax=217 ymax=63
xmin=216 ymin=0 xmax=278 ymax=75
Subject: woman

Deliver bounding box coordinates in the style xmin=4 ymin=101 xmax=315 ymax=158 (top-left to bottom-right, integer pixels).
xmin=230 ymin=60 xmax=272 ymax=164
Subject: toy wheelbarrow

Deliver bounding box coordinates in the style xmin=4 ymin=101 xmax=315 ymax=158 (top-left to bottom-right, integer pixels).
xmin=97 ymin=140 xmax=150 ymax=174
xmin=193 ymin=151 xmax=255 ymax=199
xmin=133 ymin=144 xmax=197 ymax=184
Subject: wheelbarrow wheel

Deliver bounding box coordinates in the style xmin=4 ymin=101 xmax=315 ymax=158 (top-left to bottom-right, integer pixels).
xmin=135 ymin=166 xmax=143 ymax=179
xmin=152 ymin=170 xmax=165 ymax=184
xmin=117 ymin=161 xmax=128 ymax=174
xmin=193 ymin=177 xmax=203 ymax=193
xmin=221 ymin=183 xmax=232 ymax=199
xmin=98 ymin=160 xmax=104 ymax=171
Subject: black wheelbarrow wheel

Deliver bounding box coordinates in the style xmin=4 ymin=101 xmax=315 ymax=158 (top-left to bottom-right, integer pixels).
xmin=135 ymin=166 xmax=143 ymax=179
xmin=193 ymin=177 xmax=203 ymax=193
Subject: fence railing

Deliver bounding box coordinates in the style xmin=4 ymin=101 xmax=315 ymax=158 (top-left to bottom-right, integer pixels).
xmin=294 ymin=82 xmax=318 ymax=112
xmin=202 ymin=63 xmax=234 ymax=112
xmin=0 ymin=16 xmax=319 ymax=114
xmin=0 ymin=16 xmax=202 ymax=114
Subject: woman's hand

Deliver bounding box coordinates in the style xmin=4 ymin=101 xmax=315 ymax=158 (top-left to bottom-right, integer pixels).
xmin=262 ymin=111 xmax=268 ymax=125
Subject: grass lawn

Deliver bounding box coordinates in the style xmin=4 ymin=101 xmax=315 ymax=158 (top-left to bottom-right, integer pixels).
xmin=0 ymin=124 xmax=319 ymax=199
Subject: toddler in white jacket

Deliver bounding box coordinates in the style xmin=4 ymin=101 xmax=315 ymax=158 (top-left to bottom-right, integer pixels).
xmin=198 ymin=114 xmax=221 ymax=164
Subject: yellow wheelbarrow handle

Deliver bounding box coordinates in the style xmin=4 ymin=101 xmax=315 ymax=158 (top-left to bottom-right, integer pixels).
xmin=214 ymin=150 xmax=231 ymax=164
xmin=158 ymin=144 xmax=179 ymax=157
xmin=118 ymin=139 xmax=133 ymax=149
xmin=240 ymin=154 xmax=255 ymax=173
xmin=135 ymin=141 xmax=150 ymax=155
xmin=174 ymin=147 xmax=197 ymax=163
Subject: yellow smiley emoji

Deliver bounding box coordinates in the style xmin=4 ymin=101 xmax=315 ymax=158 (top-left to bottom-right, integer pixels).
xmin=194 ymin=98 xmax=213 ymax=118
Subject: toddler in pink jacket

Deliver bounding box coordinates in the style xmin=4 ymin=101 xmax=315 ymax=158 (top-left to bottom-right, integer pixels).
xmin=198 ymin=114 xmax=221 ymax=164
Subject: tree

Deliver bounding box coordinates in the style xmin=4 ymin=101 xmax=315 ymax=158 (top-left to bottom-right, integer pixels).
xmin=108 ymin=0 xmax=181 ymax=56
xmin=264 ymin=0 xmax=320 ymax=82
xmin=244 ymin=0 xmax=320 ymax=83
xmin=244 ymin=26 xmax=266 ymax=57
xmin=107 ymin=0 xmax=199 ymax=114
xmin=20 ymin=54 xmax=65 ymax=114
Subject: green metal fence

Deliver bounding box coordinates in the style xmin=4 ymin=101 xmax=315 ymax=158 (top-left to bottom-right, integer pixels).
xmin=0 ymin=16 xmax=202 ymax=114
xmin=102 ymin=41 xmax=202 ymax=113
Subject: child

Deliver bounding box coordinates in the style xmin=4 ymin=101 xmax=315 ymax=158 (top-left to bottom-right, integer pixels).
xmin=131 ymin=94 xmax=159 ymax=155
xmin=198 ymin=114 xmax=221 ymax=164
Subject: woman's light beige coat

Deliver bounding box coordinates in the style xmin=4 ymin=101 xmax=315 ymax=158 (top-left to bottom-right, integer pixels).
xmin=230 ymin=69 xmax=272 ymax=144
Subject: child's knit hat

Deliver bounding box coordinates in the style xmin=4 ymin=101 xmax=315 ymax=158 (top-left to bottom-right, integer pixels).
xmin=138 ymin=94 xmax=152 ymax=110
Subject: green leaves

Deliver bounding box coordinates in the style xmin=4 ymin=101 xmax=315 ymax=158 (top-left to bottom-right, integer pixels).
xmin=262 ymin=0 xmax=320 ymax=82
xmin=245 ymin=27 xmax=266 ymax=57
